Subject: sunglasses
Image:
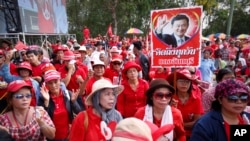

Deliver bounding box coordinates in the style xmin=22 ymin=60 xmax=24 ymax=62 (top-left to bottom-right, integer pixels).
xmin=153 ymin=92 xmax=172 ymax=100
xmin=0 ymin=55 xmax=3 ymax=58
xmin=13 ymin=94 xmax=32 ymax=99
xmin=113 ymin=62 xmax=121 ymax=65
xmin=177 ymin=79 xmax=191 ymax=84
xmin=227 ymin=94 xmax=249 ymax=103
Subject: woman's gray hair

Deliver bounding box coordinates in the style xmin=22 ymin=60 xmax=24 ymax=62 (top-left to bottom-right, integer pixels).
xmin=92 ymin=88 xmax=122 ymax=124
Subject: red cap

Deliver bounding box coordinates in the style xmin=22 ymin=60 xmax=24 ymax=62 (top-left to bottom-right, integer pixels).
xmin=44 ymin=70 xmax=61 ymax=82
xmin=7 ymin=80 xmax=32 ymax=93
xmin=16 ymin=62 xmax=32 ymax=72
xmin=111 ymin=54 xmax=123 ymax=62
xmin=54 ymin=45 xmax=66 ymax=53
xmin=63 ymin=50 xmax=75 ymax=60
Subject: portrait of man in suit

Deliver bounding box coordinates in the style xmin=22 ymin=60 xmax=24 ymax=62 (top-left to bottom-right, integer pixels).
xmin=155 ymin=14 xmax=190 ymax=48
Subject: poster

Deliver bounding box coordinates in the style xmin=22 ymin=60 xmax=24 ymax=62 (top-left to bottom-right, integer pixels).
xmin=151 ymin=6 xmax=202 ymax=67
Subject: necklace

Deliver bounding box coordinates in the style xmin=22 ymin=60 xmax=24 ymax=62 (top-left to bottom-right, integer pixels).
xmin=12 ymin=108 xmax=30 ymax=128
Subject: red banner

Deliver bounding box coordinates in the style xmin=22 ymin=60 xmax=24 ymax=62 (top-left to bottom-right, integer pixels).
xmin=151 ymin=6 xmax=202 ymax=67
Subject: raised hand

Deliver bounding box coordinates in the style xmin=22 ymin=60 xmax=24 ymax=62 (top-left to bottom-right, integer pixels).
xmin=155 ymin=14 xmax=169 ymax=34
xmin=40 ymin=83 xmax=50 ymax=102
xmin=71 ymin=89 xmax=80 ymax=103
xmin=76 ymin=75 xmax=84 ymax=84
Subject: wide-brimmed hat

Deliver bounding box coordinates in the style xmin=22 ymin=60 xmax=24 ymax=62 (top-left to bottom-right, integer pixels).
xmin=7 ymin=80 xmax=32 ymax=93
xmin=92 ymin=60 xmax=106 ymax=68
xmin=63 ymin=50 xmax=75 ymax=60
xmin=145 ymin=121 xmax=174 ymax=141
xmin=122 ymin=61 xmax=141 ymax=75
xmin=167 ymin=68 xmax=196 ymax=85
xmin=215 ymin=79 xmax=249 ymax=98
xmin=79 ymin=45 xmax=87 ymax=52
xmin=112 ymin=118 xmax=153 ymax=141
xmin=85 ymin=79 xmax=124 ymax=105
xmin=146 ymin=79 xmax=175 ymax=97
xmin=44 ymin=70 xmax=61 ymax=82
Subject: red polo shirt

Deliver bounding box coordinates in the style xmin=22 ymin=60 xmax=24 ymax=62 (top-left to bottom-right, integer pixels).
xmin=116 ymin=78 xmax=149 ymax=118
xmin=104 ymin=67 xmax=120 ymax=84
xmin=32 ymin=62 xmax=46 ymax=77
xmin=51 ymin=91 xmax=70 ymax=140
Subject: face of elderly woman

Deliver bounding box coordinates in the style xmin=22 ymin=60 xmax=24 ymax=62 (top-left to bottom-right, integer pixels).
xmin=176 ymin=79 xmax=191 ymax=92
xmin=126 ymin=68 xmax=138 ymax=80
xmin=46 ymin=79 xmax=60 ymax=94
xmin=12 ymin=87 xmax=32 ymax=109
xmin=152 ymin=87 xmax=172 ymax=110
xmin=99 ymin=88 xmax=116 ymax=110
xmin=219 ymin=93 xmax=249 ymax=115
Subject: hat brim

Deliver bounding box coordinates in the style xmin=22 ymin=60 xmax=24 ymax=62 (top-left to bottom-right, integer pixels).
xmin=8 ymin=83 xmax=32 ymax=93
xmin=146 ymin=84 xmax=175 ymax=96
xmin=167 ymin=72 xmax=195 ymax=85
xmin=122 ymin=64 xmax=141 ymax=75
xmin=85 ymin=85 xmax=124 ymax=105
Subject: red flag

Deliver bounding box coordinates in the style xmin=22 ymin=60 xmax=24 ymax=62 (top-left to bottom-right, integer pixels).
xmin=107 ymin=24 xmax=113 ymax=37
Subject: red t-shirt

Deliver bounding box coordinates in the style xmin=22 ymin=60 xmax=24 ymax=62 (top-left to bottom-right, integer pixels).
xmin=172 ymin=86 xmax=204 ymax=137
xmin=116 ymin=78 xmax=149 ymax=118
xmin=32 ymin=63 xmax=46 ymax=77
xmin=60 ymin=67 xmax=86 ymax=91
xmin=51 ymin=91 xmax=70 ymax=139
xmin=53 ymin=62 xmax=65 ymax=71
xmin=104 ymin=67 xmax=120 ymax=84
xmin=224 ymin=115 xmax=244 ymax=141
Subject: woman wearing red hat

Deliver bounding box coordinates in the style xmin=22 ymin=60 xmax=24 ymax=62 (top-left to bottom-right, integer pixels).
xmin=135 ymin=78 xmax=186 ymax=141
xmin=167 ymin=68 xmax=204 ymax=139
xmin=2 ymin=58 xmax=42 ymax=106
xmin=40 ymin=70 xmax=82 ymax=140
xmin=117 ymin=61 xmax=149 ymax=118
xmin=0 ymin=80 xmax=55 ymax=140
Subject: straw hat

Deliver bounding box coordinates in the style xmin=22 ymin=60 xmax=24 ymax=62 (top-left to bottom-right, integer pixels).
xmin=85 ymin=79 xmax=124 ymax=105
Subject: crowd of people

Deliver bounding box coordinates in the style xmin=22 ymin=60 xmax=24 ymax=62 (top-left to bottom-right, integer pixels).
xmin=0 ymin=34 xmax=249 ymax=141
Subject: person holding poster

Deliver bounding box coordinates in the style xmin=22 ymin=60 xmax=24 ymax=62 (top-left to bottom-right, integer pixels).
xmin=155 ymin=14 xmax=190 ymax=48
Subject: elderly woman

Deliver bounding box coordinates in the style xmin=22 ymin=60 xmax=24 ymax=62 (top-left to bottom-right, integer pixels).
xmin=0 ymin=80 xmax=55 ymax=140
xmin=39 ymin=70 xmax=82 ymax=140
xmin=70 ymin=79 xmax=124 ymax=141
xmin=135 ymin=78 xmax=186 ymax=141
xmin=167 ymin=68 xmax=204 ymax=139
xmin=117 ymin=61 xmax=149 ymax=118
xmin=190 ymin=79 xmax=250 ymax=141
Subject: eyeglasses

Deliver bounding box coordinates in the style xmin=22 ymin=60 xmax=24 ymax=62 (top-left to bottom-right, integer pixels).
xmin=113 ymin=62 xmax=121 ymax=65
xmin=177 ymin=79 xmax=191 ymax=84
xmin=21 ymin=53 xmax=26 ymax=56
xmin=13 ymin=94 xmax=32 ymax=99
xmin=153 ymin=92 xmax=172 ymax=100
xmin=227 ymin=94 xmax=249 ymax=103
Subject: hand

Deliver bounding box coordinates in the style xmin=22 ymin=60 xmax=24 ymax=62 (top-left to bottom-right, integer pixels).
xmin=76 ymin=75 xmax=84 ymax=84
xmin=40 ymin=83 xmax=50 ymax=102
xmin=86 ymin=69 xmax=94 ymax=80
xmin=71 ymin=89 xmax=80 ymax=102
xmin=5 ymin=50 xmax=14 ymax=63
xmin=170 ymin=98 xmax=178 ymax=108
xmin=35 ymin=106 xmax=45 ymax=120
xmin=67 ymin=64 xmax=75 ymax=74
xmin=155 ymin=14 xmax=169 ymax=34
xmin=0 ymin=125 xmax=9 ymax=134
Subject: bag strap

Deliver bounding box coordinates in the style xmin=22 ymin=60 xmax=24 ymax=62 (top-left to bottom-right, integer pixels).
xmin=83 ymin=111 xmax=88 ymax=131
